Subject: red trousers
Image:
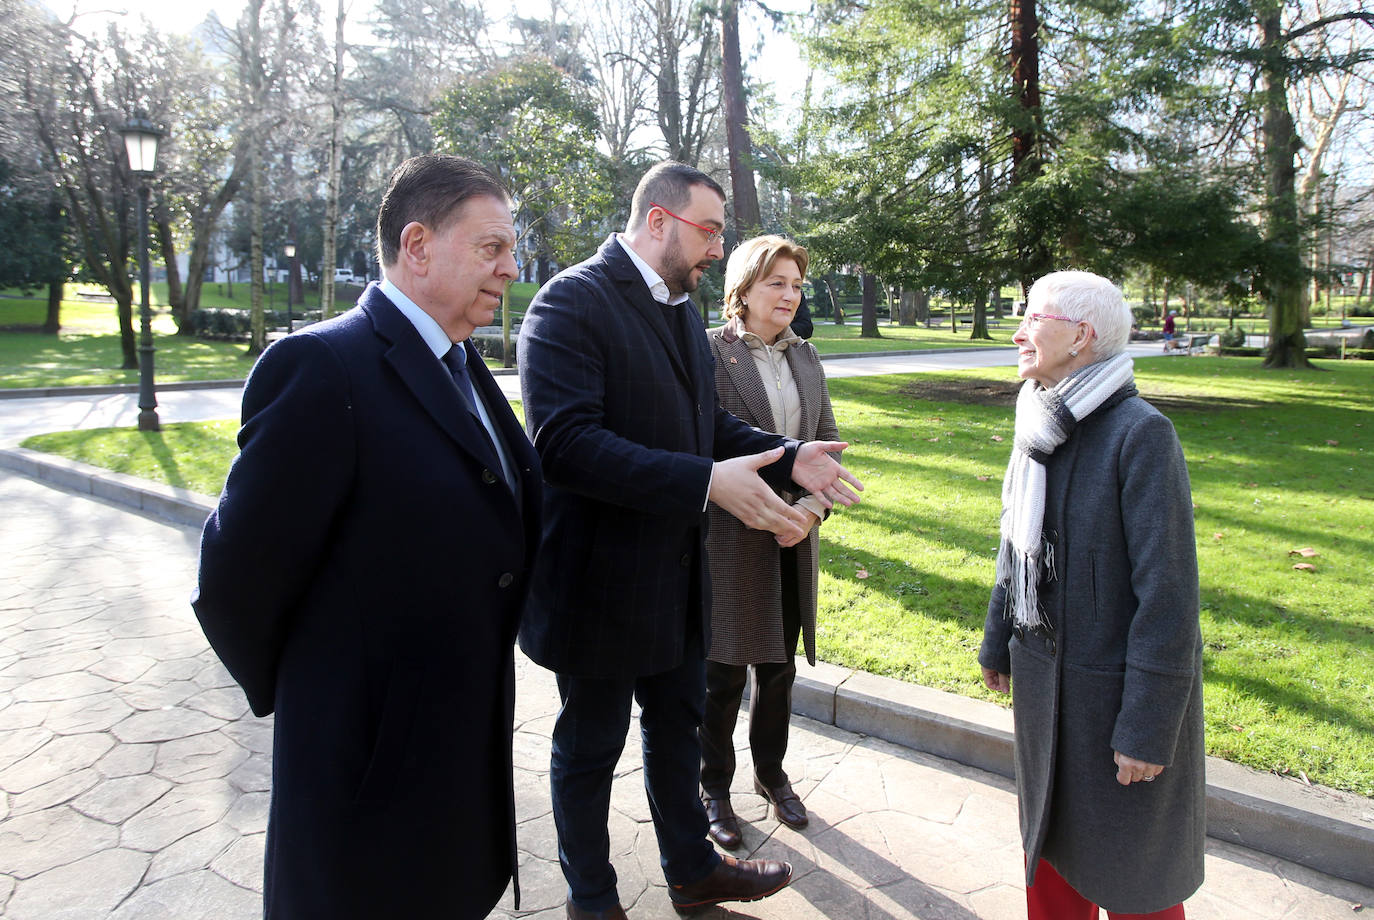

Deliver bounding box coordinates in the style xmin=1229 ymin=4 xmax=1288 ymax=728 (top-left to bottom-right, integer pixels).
xmin=1027 ymin=858 xmax=1186 ymax=920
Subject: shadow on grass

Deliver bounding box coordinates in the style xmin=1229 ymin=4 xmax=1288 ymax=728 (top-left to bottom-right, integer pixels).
xmin=138 ymin=429 xmax=190 ymax=490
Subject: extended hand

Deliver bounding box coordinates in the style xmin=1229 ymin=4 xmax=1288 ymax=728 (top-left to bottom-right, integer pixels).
xmin=709 ymin=447 xmax=810 ymax=542
xmin=792 ymin=441 xmax=863 ymax=508
xmin=1113 ymin=750 xmax=1164 ymax=786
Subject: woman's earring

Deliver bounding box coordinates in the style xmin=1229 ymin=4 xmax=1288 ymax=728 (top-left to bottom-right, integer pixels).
xmin=1069 ymin=349 xmax=1079 ymax=357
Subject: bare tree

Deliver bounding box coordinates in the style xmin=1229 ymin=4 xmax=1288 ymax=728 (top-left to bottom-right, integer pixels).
xmin=321 ymin=0 xmax=347 ymax=320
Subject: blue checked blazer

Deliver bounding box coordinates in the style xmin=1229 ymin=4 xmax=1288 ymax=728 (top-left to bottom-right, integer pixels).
xmin=517 ymin=235 xmax=799 ymax=677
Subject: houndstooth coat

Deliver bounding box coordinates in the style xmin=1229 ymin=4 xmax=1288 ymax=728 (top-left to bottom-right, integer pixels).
xmin=705 ymin=323 xmax=840 ymax=667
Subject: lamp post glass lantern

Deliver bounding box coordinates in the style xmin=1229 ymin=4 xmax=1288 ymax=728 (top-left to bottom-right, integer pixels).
xmin=284 ymin=240 xmax=297 ymax=331
xmin=121 ymin=113 xmax=164 ymax=431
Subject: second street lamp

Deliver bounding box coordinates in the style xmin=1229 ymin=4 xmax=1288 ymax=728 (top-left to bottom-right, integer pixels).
xmin=284 ymin=240 xmax=297 ymax=333
xmin=120 ymin=112 xmax=165 ymax=432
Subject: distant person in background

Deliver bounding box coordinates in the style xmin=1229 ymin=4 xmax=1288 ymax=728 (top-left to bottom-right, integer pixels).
xmin=1162 ymin=309 xmax=1177 ymax=351
xmin=980 ymin=271 xmax=1204 ymax=919
xmin=698 ymin=236 xmax=842 ymax=849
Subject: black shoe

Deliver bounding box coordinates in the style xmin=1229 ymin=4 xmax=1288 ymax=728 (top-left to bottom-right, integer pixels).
xmin=702 ymin=790 xmax=743 ymax=849
xmin=566 ymin=898 xmax=628 ymax=920
xmin=668 ymin=855 xmax=792 ymax=914
xmin=755 ymin=778 xmax=809 ymax=829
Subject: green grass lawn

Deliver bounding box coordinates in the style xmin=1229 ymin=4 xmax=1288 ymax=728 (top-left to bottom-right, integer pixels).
xmin=0 ymin=295 xmax=254 ymax=388
xmin=805 ymin=320 xmax=1016 ymax=353
xmin=20 ymin=355 xmax=1374 ymax=795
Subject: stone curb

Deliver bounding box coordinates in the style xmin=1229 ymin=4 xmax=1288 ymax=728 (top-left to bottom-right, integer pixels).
xmin=0 ymin=446 xmax=216 ymax=527
xmin=0 ymin=378 xmax=247 ymax=400
xmin=4 ymin=446 xmax=1372 ymax=890
xmin=790 ymin=662 xmax=1374 ymax=890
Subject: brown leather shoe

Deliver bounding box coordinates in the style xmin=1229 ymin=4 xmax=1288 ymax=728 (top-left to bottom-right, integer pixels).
xmin=566 ymin=898 xmax=628 ymax=920
xmin=755 ymin=778 xmax=809 ymax=829
xmin=702 ymin=791 xmax=743 ymax=849
xmin=668 ymin=854 xmax=792 ymax=914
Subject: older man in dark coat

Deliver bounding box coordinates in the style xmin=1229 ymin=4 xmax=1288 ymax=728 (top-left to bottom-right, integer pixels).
xmin=193 ymin=155 xmax=541 ymax=919
xmin=518 ymin=161 xmax=861 ymax=919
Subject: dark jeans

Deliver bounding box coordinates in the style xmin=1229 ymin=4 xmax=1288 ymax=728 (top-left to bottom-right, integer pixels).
xmin=550 ymin=632 xmax=720 ymax=911
xmin=700 ymin=546 xmax=802 ymax=793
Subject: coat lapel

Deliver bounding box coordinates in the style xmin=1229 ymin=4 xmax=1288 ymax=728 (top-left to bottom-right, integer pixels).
xmin=786 ymin=346 xmax=819 ymax=439
xmin=362 ymin=290 xmax=504 ymax=476
xmin=602 ymin=236 xmax=695 ymax=394
xmin=717 ymin=333 xmax=777 ymax=432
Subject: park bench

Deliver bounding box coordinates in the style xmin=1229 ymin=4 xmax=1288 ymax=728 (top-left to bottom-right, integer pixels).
xmin=1167 ymin=333 xmax=1212 ymax=354
xmin=76 ymin=291 xmax=116 ymax=303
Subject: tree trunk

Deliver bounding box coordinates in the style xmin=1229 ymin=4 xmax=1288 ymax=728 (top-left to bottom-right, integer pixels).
xmin=42 ymin=280 xmax=61 ymax=334
xmin=248 ymin=145 xmax=266 ymax=355
xmin=915 ymin=289 xmax=930 ymax=325
xmin=898 ymin=288 xmax=916 ymax=325
xmin=117 ymin=294 xmax=137 ymax=368
xmin=720 ymin=0 xmax=759 ymax=236
xmin=970 ymin=285 xmax=992 ymax=339
xmin=824 ymin=277 xmax=845 ymax=324
xmin=1258 ymin=2 xmax=1312 ymax=369
xmin=320 ymin=0 xmax=346 ymax=320
xmin=1009 ymin=0 xmax=1048 ymax=290
xmin=860 ymin=272 xmax=880 ymax=337
xmin=155 ymin=196 xmax=184 ymax=331
xmin=246 ymin=0 xmax=267 ymax=357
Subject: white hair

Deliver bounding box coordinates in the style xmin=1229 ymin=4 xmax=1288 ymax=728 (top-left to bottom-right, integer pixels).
xmin=1027 ymin=271 xmax=1131 ymax=358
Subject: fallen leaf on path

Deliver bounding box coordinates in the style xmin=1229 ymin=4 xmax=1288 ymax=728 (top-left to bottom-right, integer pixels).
xmin=1213 ymin=532 xmax=1225 ymax=541
xmin=990 ymin=435 xmax=1004 ymax=442
xmin=1326 ymin=439 xmax=1339 ymax=446
xmin=1288 ymin=547 xmax=1318 ymax=557
xmin=976 ymin=475 xmax=990 ymax=482
xmin=1292 ymin=563 xmax=1316 ymax=572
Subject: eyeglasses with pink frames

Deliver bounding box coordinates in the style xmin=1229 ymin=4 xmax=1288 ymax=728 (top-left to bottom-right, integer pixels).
xmin=649 ymin=201 xmax=721 ymax=242
xmin=1017 ymin=312 xmax=1080 ymax=328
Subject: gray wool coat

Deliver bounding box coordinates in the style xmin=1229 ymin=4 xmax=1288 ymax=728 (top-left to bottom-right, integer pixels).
xmin=705 ymin=324 xmax=839 ymax=666
xmin=979 ymin=384 xmax=1205 ymax=914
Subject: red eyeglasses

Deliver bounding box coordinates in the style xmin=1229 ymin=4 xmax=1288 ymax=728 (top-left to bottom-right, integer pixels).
xmin=649 ymin=201 xmax=721 ymax=242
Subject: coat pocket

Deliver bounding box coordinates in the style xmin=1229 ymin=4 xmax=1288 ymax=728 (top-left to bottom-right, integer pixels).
xmin=354 ymin=664 xmax=424 ymax=802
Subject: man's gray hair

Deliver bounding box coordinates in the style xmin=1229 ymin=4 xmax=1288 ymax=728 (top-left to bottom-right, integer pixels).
xmin=1027 ymin=271 xmax=1132 ymax=357
xmin=626 ymin=161 xmax=726 ymax=232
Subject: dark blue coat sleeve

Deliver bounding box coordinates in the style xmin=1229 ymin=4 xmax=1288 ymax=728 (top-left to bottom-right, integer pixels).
xmin=191 ymin=334 xmax=356 ymax=716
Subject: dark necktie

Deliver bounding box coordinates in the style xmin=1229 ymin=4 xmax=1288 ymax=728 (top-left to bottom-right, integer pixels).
xmin=660 ymin=301 xmax=687 ymax=359
xmin=442 ymin=344 xmax=478 ymax=415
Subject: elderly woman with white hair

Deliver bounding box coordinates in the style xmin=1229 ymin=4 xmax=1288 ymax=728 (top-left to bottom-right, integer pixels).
xmin=979 ymin=271 xmax=1204 ymax=919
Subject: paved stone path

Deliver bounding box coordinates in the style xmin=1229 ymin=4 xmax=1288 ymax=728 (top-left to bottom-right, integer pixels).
xmin=3 ymin=469 xmax=1372 ymax=918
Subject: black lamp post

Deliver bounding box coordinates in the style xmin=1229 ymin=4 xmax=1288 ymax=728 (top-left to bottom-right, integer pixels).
xmin=284 ymin=240 xmax=296 ymax=332
xmin=120 ymin=112 xmax=164 ymax=432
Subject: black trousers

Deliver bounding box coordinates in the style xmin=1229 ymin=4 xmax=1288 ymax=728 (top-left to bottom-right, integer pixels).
xmin=699 ymin=546 xmax=802 ymax=793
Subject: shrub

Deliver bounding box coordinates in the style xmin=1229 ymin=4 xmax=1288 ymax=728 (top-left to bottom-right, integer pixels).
xmin=471 ymin=333 xmax=515 ymax=363
xmin=1217 ymin=327 xmax=1247 ymax=348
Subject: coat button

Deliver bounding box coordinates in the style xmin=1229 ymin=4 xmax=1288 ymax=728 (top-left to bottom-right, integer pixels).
xmin=680 ymin=553 xmax=691 ymax=567
xmin=498 ymin=573 xmax=514 ymax=588
xmin=482 ymin=469 xmax=498 ymax=484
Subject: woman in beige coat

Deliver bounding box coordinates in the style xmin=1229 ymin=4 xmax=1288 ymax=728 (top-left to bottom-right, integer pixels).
xmin=699 ymin=235 xmax=841 ymax=849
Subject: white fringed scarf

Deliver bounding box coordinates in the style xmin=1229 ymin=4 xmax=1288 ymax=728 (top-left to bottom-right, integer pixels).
xmin=995 ymin=353 xmax=1136 ymax=629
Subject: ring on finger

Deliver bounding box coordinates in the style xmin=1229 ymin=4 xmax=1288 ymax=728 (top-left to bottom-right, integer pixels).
xmin=1142 ymin=776 xmax=1155 ymax=783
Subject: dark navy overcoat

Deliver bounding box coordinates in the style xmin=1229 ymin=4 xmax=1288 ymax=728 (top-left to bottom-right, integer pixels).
xmin=193 ymin=285 xmax=542 ymax=919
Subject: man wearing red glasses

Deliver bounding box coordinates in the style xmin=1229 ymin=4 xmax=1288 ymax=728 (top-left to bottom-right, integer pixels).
xmin=518 ymin=161 xmax=862 ymax=919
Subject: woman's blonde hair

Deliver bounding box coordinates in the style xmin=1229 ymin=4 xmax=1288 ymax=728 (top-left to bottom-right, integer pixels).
xmin=722 ymin=235 xmax=809 ymax=322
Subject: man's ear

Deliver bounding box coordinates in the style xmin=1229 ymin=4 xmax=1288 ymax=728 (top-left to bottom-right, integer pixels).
xmin=397 ymin=221 xmax=429 ymax=275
